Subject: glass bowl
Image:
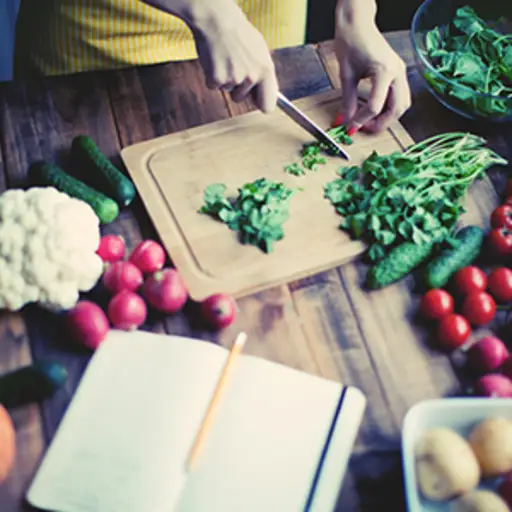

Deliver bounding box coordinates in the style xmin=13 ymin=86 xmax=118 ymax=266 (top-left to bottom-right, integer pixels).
xmin=410 ymin=0 xmax=512 ymax=122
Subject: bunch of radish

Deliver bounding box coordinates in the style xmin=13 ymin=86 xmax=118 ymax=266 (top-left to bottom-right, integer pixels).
xmin=67 ymin=235 xmax=237 ymax=350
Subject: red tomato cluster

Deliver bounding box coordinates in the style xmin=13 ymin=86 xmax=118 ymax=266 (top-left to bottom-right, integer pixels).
xmin=67 ymin=237 xmax=238 ymax=350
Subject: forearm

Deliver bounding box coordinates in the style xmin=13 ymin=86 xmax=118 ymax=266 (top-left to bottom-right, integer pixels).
xmin=335 ymin=0 xmax=377 ymax=32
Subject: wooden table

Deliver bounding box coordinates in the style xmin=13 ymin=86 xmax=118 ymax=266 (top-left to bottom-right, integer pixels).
xmin=0 ymin=30 xmax=511 ymax=512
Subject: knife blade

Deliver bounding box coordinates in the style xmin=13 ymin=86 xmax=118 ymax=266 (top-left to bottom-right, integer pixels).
xmin=276 ymin=92 xmax=350 ymax=160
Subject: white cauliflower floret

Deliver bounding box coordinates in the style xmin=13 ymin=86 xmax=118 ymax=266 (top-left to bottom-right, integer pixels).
xmin=0 ymin=187 xmax=104 ymax=312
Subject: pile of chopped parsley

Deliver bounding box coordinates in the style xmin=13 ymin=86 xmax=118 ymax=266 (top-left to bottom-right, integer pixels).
xmin=199 ymin=178 xmax=299 ymax=253
xmin=284 ymin=125 xmax=353 ymax=176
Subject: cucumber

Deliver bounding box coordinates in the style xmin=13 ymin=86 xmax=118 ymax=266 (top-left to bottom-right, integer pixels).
xmin=423 ymin=225 xmax=484 ymax=289
xmin=72 ymin=135 xmax=136 ymax=207
xmin=29 ymin=160 xmax=119 ymax=224
xmin=366 ymin=242 xmax=434 ymax=290
xmin=0 ymin=361 xmax=67 ymax=409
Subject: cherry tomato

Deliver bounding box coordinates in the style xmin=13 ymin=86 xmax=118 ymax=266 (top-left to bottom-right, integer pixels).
xmin=420 ymin=289 xmax=454 ymax=320
xmin=488 ymin=267 xmax=512 ymax=303
xmin=487 ymin=228 xmax=512 ymax=258
xmin=461 ymin=291 xmax=496 ymax=326
xmin=491 ymin=204 xmax=512 ymax=229
xmin=436 ymin=314 xmax=471 ymax=351
xmin=452 ymin=266 xmax=487 ymax=296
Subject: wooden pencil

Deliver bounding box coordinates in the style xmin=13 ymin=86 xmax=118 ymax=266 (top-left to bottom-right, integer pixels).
xmin=185 ymin=332 xmax=247 ymax=471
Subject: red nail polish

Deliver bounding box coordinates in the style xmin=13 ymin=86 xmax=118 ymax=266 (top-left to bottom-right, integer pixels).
xmin=347 ymin=126 xmax=358 ymax=137
xmin=332 ymin=113 xmax=344 ymax=127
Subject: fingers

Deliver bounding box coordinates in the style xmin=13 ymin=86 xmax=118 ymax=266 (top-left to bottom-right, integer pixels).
xmin=347 ymin=70 xmax=392 ymax=131
xmin=361 ymin=72 xmax=412 ymax=133
xmin=251 ymin=71 xmax=278 ymax=113
xmin=339 ymin=62 xmax=359 ymax=122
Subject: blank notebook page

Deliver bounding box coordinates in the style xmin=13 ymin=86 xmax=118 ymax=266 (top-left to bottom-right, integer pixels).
xmin=27 ymin=330 xmax=229 ymax=512
xmin=175 ymin=354 xmax=343 ymax=512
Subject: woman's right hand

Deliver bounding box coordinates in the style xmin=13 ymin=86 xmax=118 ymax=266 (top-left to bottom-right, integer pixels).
xmin=191 ymin=1 xmax=279 ymax=113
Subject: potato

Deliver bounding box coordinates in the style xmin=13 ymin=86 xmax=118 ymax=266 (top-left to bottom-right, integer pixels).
xmin=414 ymin=428 xmax=480 ymax=501
xmin=451 ymin=489 xmax=509 ymax=512
xmin=468 ymin=417 xmax=512 ymax=477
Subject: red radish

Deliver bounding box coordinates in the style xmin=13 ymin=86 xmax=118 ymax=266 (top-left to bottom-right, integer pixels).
xmin=498 ymin=472 xmax=512 ymax=507
xmin=129 ymin=240 xmax=166 ymax=273
xmin=67 ymin=301 xmax=110 ymax=350
xmin=501 ymin=356 xmax=512 ymax=380
xmin=466 ymin=336 xmax=509 ymax=375
xmin=96 ymin=234 xmax=126 ymax=263
xmin=102 ymin=261 xmax=143 ymax=294
xmin=107 ymin=290 xmax=147 ymax=330
xmin=200 ymin=293 xmax=237 ymax=330
xmin=141 ymin=268 xmax=188 ymax=314
xmin=474 ymin=374 xmax=512 ymax=397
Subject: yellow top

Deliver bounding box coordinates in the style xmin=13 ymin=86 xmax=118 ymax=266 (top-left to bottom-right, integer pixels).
xmin=15 ymin=0 xmax=307 ymax=76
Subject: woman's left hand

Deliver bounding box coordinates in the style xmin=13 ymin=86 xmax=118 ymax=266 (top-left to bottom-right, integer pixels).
xmin=335 ymin=0 xmax=411 ymax=133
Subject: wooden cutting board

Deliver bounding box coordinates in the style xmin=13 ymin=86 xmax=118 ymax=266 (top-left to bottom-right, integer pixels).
xmin=121 ymin=89 xmax=415 ymax=301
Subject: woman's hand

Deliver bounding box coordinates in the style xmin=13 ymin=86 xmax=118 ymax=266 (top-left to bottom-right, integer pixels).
xmin=192 ymin=1 xmax=278 ymax=113
xmin=335 ymin=0 xmax=411 ymax=133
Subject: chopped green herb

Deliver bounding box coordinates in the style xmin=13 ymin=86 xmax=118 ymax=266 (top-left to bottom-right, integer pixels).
xmin=422 ymin=5 xmax=512 ymax=119
xmin=324 ymin=132 xmax=508 ymax=262
xmin=285 ymin=125 xmax=354 ymax=176
xmin=200 ymin=178 xmax=298 ymax=253
xmin=284 ymin=163 xmax=305 ymax=176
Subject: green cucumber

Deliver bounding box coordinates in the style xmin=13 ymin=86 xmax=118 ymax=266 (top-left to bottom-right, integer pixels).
xmin=29 ymin=160 xmax=119 ymax=224
xmin=72 ymin=135 xmax=136 ymax=207
xmin=423 ymin=225 xmax=484 ymax=289
xmin=366 ymin=242 xmax=434 ymax=290
xmin=0 ymin=361 xmax=67 ymax=409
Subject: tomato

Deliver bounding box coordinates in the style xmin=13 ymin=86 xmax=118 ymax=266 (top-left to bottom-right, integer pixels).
xmin=107 ymin=290 xmax=147 ymax=330
xmin=142 ymin=268 xmax=188 ymax=314
xmin=436 ymin=314 xmax=471 ymax=351
xmin=452 ymin=266 xmax=487 ymax=296
xmin=96 ymin=234 xmax=126 ymax=263
xmin=420 ymin=289 xmax=454 ymax=320
xmin=461 ymin=291 xmax=496 ymax=326
xmin=487 ymin=228 xmax=512 ymax=258
xmin=200 ymin=293 xmax=237 ymax=330
xmin=129 ymin=240 xmax=166 ymax=273
xmin=488 ymin=267 xmax=512 ymax=303
xmin=491 ymin=204 xmax=512 ymax=229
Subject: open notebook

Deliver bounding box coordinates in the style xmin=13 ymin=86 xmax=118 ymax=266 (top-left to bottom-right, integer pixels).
xmin=27 ymin=330 xmax=366 ymax=512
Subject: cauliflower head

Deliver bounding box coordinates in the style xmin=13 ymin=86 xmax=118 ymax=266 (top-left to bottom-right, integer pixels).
xmin=0 ymin=187 xmax=104 ymax=312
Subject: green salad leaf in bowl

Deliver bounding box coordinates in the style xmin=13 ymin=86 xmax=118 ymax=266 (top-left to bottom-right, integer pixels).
xmin=411 ymin=0 xmax=512 ymax=122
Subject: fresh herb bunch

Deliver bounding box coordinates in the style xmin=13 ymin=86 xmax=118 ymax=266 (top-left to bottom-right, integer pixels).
xmin=284 ymin=125 xmax=353 ymax=176
xmin=199 ymin=178 xmax=298 ymax=253
xmin=324 ymin=132 xmax=508 ymax=262
xmin=423 ymin=5 xmax=512 ymax=118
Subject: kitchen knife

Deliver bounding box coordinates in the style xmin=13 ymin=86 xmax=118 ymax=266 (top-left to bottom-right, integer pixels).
xmin=276 ymin=92 xmax=350 ymax=160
